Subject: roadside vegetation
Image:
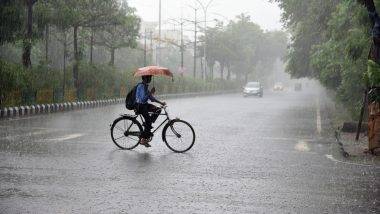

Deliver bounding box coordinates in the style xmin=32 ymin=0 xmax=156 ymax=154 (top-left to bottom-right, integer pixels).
xmin=0 ymin=0 xmax=287 ymax=108
xmin=274 ymin=0 xmax=380 ymax=118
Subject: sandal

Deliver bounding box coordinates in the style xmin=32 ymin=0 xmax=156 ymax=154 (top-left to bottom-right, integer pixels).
xmin=139 ymin=138 xmax=151 ymax=147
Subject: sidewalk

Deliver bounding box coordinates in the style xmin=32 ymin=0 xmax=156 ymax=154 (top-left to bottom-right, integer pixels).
xmin=337 ymin=131 xmax=380 ymax=165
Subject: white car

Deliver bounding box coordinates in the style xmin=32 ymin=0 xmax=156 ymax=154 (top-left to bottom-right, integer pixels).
xmin=243 ymin=82 xmax=263 ymax=97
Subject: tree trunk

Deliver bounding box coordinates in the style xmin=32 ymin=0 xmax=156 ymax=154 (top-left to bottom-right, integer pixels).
xmin=45 ymin=24 xmax=49 ymax=62
xmin=227 ymin=64 xmax=231 ymax=80
xmin=220 ymin=63 xmax=224 ymax=80
xmin=90 ymin=27 xmax=94 ymax=64
xmin=22 ymin=0 xmax=34 ymax=68
xmin=200 ymin=58 xmax=204 ymax=80
xmin=73 ymin=26 xmax=79 ymax=99
xmin=210 ymin=65 xmax=214 ymax=80
xmin=109 ymin=48 xmax=115 ymax=66
xmin=63 ymin=32 xmax=67 ymax=100
xmin=236 ymin=72 xmax=242 ymax=82
xmin=244 ymin=72 xmax=248 ymax=83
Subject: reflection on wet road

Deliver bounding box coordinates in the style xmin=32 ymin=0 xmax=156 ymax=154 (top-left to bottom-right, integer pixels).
xmin=0 ymin=88 xmax=379 ymax=213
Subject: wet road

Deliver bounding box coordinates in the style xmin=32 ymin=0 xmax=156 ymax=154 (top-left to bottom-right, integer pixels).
xmin=0 ymin=88 xmax=379 ymax=213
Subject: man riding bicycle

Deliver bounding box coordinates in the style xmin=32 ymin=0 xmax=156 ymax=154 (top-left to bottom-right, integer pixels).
xmin=135 ymin=75 xmax=166 ymax=147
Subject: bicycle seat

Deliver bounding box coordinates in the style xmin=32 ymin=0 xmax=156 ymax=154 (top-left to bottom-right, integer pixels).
xmin=120 ymin=113 xmax=138 ymax=118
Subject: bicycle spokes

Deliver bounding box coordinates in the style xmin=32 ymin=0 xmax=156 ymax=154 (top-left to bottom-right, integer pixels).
xmin=111 ymin=117 xmax=142 ymax=150
xmin=170 ymin=125 xmax=182 ymax=138
xmin=163 ymin=120 xmax=195 ymax=153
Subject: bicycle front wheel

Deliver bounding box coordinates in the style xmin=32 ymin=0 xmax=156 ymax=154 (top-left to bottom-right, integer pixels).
xmin=111 ymin=116 xmax=142 ymax=150
xmin=162 ymin=119 xmax=195 ymax=153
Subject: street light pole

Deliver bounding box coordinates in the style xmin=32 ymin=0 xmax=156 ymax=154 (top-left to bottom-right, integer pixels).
xmin=150 ymin=30 xmax=153 ymax=64
xmin=193 ymin=8 xmax=198 ymax=78
xmin=186 ymin=5 xmax=200 ymax=78
xmin=180 ymin=21 xmax=184 ymax=71
xmin=144 ymin=29 xmax=147 ymax=66
xmin=168 ymin=18 xmax=187 ymax=76
xmin=195 ymin=0 xmax=215 ymax=80
xmin=204 ymin=12 xmax=207 ymax=80
xmin=158 ymin=0 xmax=162 ymax=66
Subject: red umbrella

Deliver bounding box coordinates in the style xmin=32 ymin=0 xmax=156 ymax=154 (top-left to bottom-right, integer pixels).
xmin=134 ymin=66 xmax=173 ymax=78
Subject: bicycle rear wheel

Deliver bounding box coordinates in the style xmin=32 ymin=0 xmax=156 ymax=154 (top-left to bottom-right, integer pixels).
xmin=111 ymin=116 xmax=142 ymax=150
xmin=162 ymin=119 xmax=195 ymax=153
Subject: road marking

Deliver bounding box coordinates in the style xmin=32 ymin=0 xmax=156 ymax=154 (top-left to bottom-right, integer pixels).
xmin=294 ymin=140 xmax=310 ymax=152
xmin=325 ymin=155 xmax=379 ymax=168
xmin=1 ymin=129 xmax=55 ymax=141
xmin=47 ymin=133 xmax=84 ymax=142
xmin=256 ymin=136 xmax=313 ymax=141
xmin=316 ymin=97 xmax=322 ymax=135
xmin=1 ymin=116 xmax=37 ymax=121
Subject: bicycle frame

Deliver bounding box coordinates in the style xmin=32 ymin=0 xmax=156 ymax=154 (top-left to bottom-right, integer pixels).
xmin=137 ymin=106 xmax=171 ymax=134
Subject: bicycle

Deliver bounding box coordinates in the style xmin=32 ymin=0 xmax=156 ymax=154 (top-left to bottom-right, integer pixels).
xmin=110 ymin=105 xmax=195 ymax=153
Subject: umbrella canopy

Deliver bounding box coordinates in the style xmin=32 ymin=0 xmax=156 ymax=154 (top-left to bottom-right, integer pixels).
xmin=134 ymin=66 xmax=173 ymax=78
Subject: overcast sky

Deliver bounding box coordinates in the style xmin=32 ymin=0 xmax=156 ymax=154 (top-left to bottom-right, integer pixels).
xmin=127 ymin=0 xmax=284 ymax=31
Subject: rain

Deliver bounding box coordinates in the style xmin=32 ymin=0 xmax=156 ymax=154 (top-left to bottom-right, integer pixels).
xmin=0 ymin=0 xmax=379 ymax=213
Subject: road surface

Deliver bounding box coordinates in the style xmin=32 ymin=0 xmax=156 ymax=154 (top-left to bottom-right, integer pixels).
xmin=0 ymin=87 xmax=379 ymax=213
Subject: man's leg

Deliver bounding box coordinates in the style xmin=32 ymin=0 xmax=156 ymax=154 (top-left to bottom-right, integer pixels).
xmin=147 ymin=104 xmax=161 ymax=124
xmin=137 ymin=104 xmax=153 ymax=139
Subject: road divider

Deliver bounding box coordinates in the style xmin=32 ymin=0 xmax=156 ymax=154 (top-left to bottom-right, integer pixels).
xmin=0 ymin=90 xmax=237 ymax=119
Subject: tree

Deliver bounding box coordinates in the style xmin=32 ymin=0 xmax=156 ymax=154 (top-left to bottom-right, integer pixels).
xmin=0 ymin=0 xmax=24 ymax=45
xmin=21 ymin=0 xmax=40 ymax=68
xmin=50 ymin=0 xmax=120 ymax=98
xmin=203 ymin=14 xmax=287 ymax=83
xmin=34 ymin=0 xmax=53 ymax=62
xmin=275 ymin=0 xmax=380 ymax=116
xmin=95 ymin=3 xmax=140 ymax=66
xmin=0 ymin=0 xmax=54 ymax=67
xmin=226 ymin=14 xmax=263 ymax=82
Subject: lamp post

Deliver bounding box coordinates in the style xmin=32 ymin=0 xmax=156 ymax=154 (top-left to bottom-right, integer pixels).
xmin=158 ymin=0 xmax=162 ymax=66
xmin=184 ymin=5 xmax=201 ymax=78
xmin=195 ymin=0 xmax=215 ymax=80
xmin=193 ymin=8 xmax=198 ymax=78
xmin=167 ymin=18 xmax=187 ymax=75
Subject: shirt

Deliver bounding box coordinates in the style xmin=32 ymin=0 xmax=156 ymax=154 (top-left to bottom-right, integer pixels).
xmin=135 ymin=83 xmax=158 ymax=104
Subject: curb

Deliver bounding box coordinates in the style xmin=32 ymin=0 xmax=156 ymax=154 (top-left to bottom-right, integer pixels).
xmin=334 ymin=130 xmax=350 ymax=158
xmin=0 ymin=91 xmax=236 ymax=119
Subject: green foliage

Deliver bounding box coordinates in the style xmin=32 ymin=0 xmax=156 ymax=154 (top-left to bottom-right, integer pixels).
xmin=27 ymin=62 xmax=62 ymax=91
xmin=0 ymin=59 xmax=26 ymax=96
xmin=77 ymin=62 xmax=121 ymax=99
xmin=275 ymin=0 xmax=340 ymax=77
xmin=95 ymin=2 xmax=141 ymax=65
xmin=0 ymin=1 xmax=240 ymax=108
xmin=0 ymin=0 xmax=24 ymax=44
xmin=204 ymin=14 xmax=288 ymax=82
xmin=0 ymin=59 xmax=63 ymax=106
xmin=367 ymin=60 xmax=380 ymax=86
xmin=276 ymin=0 xmax=380 ymax=117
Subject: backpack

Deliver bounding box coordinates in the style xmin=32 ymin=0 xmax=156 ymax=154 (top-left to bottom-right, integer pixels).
xmin=125 ymin=84 xmax=140 ymax=110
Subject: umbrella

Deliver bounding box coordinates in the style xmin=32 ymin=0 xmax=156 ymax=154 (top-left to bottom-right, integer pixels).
xmin=134 ymin=66 xmax=173 ymax=78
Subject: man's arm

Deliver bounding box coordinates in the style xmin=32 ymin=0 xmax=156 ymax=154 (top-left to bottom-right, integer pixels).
xmin=148 ymin=87 xmax=166 ymax=105
xmin=148 ymin=94 xmax=165 ymax=105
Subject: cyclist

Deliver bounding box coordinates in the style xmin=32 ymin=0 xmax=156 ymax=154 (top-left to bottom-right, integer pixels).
xmin=135 ymin=75 xmax=166 ymax=147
